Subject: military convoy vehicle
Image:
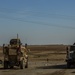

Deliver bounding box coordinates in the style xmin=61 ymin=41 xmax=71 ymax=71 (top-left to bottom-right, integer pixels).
xmin=66 ymin=45 xmax=75 ymax=68
xmin=3 ymin=37 xmax=28 ymax=69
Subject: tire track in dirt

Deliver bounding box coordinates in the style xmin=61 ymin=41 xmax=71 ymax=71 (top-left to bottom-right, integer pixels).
xmin=41 ymin=69 xmax=66 ymax=75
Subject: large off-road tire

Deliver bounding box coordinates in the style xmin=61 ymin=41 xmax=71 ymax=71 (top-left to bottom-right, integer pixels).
xmin=25 ymin=62 xmax=28 ymax=68
xmin=20 ymin=60 xmax=23 ymax=69
xmin=67 ymin=62 xmax=71 ymax=68
xmin=4 ymin=61 xmax=8 ymax=69
xmin=25 ymin=58 xmax=28 ymax=68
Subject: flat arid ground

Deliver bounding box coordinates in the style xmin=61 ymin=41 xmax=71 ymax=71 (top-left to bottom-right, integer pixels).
xmin=0 ymin=45 xmax=75 ymax=75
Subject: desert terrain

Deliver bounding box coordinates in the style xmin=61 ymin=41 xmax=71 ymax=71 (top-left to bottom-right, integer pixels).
xmin=0 ymin=45 xmax=75 ymax=75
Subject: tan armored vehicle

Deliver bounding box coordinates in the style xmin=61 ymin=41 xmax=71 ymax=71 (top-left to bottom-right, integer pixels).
xmin=66 ymin=45 xmax=75 ymax=68
xmin=3 ymin=38 xmax=28 ymax=69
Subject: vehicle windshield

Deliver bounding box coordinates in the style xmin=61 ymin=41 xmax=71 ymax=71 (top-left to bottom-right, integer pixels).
xmin=10 ymin=39 xmax=21 ymax=45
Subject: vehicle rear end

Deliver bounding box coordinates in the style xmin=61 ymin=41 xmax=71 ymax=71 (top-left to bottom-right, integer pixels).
xmin=8 ymin=47 xmax=20 ymax=67
xmin=3 ymin=45 xmax=21 ymax=69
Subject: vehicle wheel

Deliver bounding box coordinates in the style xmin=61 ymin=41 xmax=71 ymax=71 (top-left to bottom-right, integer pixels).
xmin=4 ymin=61 xmax=8 ymax=69
xmin=25 ymin=62 xmax=28 ymax=68
xmin=20 ymin=60 xmax=23 ymax=69
xmin=25 ymin=58 xmax=28 ymax=68
xmin=10 ymin=66 xmax=14 ymax=69
xmin=67 ymin=62 xmax=71 ymax=68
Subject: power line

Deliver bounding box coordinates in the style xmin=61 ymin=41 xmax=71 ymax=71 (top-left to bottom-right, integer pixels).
xmin=0 ymin=15 xmax=75 ymax=30
xmin=0 ymin=7 xmax=75 ymax=20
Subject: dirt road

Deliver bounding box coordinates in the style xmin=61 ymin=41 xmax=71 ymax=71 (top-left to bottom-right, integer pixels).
xmin=0 ymin=45 xmax=75 ymax=75
xmin=0 ymin=61 xmax=75 ymax=75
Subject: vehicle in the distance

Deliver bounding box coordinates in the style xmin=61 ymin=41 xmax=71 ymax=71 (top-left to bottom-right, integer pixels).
xmin=3 ymin=38 xmax=28 ymax=69
xmin=66 ymin=45 xmax=75 ymax=68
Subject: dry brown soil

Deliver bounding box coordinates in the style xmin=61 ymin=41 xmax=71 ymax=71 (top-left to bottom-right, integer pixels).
xmin=0 ymin=45 xmax=75 ymax=75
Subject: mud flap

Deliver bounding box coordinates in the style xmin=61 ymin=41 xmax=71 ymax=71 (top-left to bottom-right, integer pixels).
xmin=0 ymin=60 xmax=2 ymax=64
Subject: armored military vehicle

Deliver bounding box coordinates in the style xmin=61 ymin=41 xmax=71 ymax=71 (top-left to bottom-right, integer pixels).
xmin=66 ymin=45 xmax=75 ymax=68
xmin=3 ymin=37 xmax=28 ymax=69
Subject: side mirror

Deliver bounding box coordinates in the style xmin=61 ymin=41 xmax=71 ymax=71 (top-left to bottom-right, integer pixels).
xmin=3 ymin=44 xmax=8 ymax=54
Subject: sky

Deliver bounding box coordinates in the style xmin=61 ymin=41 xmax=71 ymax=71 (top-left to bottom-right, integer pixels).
xmin=0 ymin=0 xmax=75 ymax=45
